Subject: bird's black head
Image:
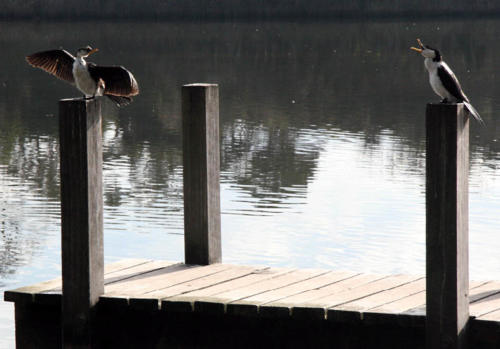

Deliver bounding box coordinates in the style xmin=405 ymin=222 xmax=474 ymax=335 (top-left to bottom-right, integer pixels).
xmin=424 ymin=45 xmax=442 ymax=62
xmin=76 ymin=46 xmax=99 ymax=58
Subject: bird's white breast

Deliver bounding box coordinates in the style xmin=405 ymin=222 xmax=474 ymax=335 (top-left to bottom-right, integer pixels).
xmin=72 ymin=59 xmax=97 ymax=97
xmin=424 ymin=58 xmax=456 ymax=101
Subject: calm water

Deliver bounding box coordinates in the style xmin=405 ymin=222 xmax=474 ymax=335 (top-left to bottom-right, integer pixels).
xmin=1 ymin=19 xmax=500 ymax=346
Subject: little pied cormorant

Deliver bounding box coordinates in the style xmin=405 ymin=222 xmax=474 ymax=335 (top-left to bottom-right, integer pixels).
xmin=26 ymin=46 xmax=139 ymax=107
xmin=410 ymin=38 xmax=484 ymax=125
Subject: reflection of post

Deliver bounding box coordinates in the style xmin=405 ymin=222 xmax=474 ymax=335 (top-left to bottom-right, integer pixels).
xmin=426 ymin=103 xmax=469 ymax=349
xmin=182 ymin=84 xmax=221 ymax=265
xmin=59 ymin=98 xmax=104 ymax=347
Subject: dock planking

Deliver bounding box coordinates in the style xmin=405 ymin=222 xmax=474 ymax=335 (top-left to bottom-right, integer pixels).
xmin=479 ymin=308 xmax=500 ymax=322
xmin=4 ymin=259 xmax=153 ymax=303
xmin=6 ymin=260 xmax=500 ymax=330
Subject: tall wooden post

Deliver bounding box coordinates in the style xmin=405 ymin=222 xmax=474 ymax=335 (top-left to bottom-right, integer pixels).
xmin=182 ymin=84 xmax=221 ymax=265
xmin=426 ymin=103 xmax=469 ymax=349
xmin=59 ymin=98 xmax=104 ymax=348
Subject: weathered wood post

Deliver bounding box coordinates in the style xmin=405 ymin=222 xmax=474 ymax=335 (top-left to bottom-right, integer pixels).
xmin=426 ymin=103 xmax=469 ymax=349
xmin=182 ymin=83 xmax=221 ymax=265
xmin=59 ymin=98 xmax=104 ymax=348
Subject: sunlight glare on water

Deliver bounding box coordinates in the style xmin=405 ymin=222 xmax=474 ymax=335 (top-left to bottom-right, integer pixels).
xmin=1 ymin=18 xmax=500 ymax=347
xmin=221 ymin=127 xmax=426 ymax=273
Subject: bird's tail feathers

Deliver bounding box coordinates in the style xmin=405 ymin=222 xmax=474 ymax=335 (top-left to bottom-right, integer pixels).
xmin=106 ymin=95 xmax=132 ymax=107
xmin=463 ymin=101 xmax=485 ymax=126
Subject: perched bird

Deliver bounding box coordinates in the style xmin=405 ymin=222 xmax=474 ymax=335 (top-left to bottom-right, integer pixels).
xmin=410 ymin=38 xmax=483 ymax=125
xmin=26 ymin=46 xmax=139 ymax=107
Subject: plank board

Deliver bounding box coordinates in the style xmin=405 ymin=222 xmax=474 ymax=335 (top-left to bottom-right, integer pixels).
xmin=142 ymin=264 xmax=264 ymax=299
xmin=214 ymin=269 xmax=326 ymax=304
xmin=469 ymin=281 xmax=500 ymax=302
xmin=4 ymin=259 xmax=150 ymax=303
xmin=8 ymin=259 xmax=500 ymax=332
xmin=128 ymin=265 xmax=267 ymax=311
xmin=103 ymin=260 xmax=180 ymax=287
xmin=225 ymin=270 xmax=350 ymax=317
xmin=477 ymin=308 xmax=500 ymax=322
xmin=469 ymin=281 xmax=500 ymax=318
xmin=164 ymin=267 xmax=293 ymax=306
xmin=332 ymin=277 xmax=426 ymax=313
xmin=316 ymin=275 xmax=420 ymax=309
xmin=238 ymin=271 xmax=358 ymax=306
xmin=41 ymin=260 xmax=177 ymax=295
xmin=365 ymin=280 xmax=488 ymax=317
xmin=104 ymin=263 xmax=230 ymax=297
xmin=291 ymin=275 xmax=419 ymax=320
xmin=367 ymin=290 xmax=426 ymax=315
xmin=265 ymin=273 xmax=386 ymax=309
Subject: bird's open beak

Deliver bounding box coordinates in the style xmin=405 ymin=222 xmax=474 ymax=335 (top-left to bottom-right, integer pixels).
xmin=410 ymin=38 xmax=424 ymax=53
xmin=88 ymin=48 xmax=99 ymax=56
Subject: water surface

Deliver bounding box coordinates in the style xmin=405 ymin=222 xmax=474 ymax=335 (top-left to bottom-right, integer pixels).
xmin=1 ymin=19 xmax=500 ymax=347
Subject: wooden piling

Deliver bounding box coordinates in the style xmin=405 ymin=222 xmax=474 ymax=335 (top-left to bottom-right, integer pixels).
xmin=426 ymin=103 xmax=469 ymax=349
xmin=59 ymin=98 xmax=104 ymax=348
xmin=182 ymin=84 xmax=221 ymax=265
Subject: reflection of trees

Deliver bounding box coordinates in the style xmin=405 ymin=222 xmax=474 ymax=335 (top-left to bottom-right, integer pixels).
xmin=0 ymin=217 xmax=22 ymax=285
xmin=3 ymin=136 xmax=60 ymax=199
xmin=0 ymin=175 xmax=59 ymax=282
xmin=1 ymin=18 xmax=499 ymax=279
xmin=0 ymin=19 xmax=499 ymax=208
xmin=221 ymin=121 xmax=320 ymax=195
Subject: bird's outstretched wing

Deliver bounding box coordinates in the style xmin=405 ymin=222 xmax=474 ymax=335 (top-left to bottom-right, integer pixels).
xmin=437 ymin=63 xmax=467 ymax=102
xmin=88 ymin=64 xmax=139 ymax=97
xmin=106 ymin=95 xmax=132 ymax=107
xmin=26 ymin=49 xmax=75 ymax=84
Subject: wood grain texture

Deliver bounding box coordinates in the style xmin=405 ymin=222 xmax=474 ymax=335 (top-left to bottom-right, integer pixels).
xmin=182 ymin=84 xmax=221 ymax=265
xmin=103 ymin=260 xmax=180 ymax=288
xmin=4 ymin=277 xmax=63 ymax=303
xmin=164 ymin=267 xmax=289 ymax=303
xmin=33 ymin=262 xmax=170 ymax=307
xmin=4 ymin=259 xmax=150 ymax=304
xmin=238 ymin=270 xmax=355 ymax=306
xmin=331 ymin=277 xmax=426 ymax=313
xmin=368 ymin=290 xmax=426 ymax=315
xmin=477 ymin=308 xmax=500 ymax=321
xmin=9 ymin=259 xmax=500 ymax=347
xmin=426 ymin=103 xmax=469 ymax=349
xmin=256 ymin=271 xmax=359 ymax=318
xmin=265 ymin=273 xmax=384 ymax=309
xmin=59 ymin=98 xmax=104 ymax=348
xmin=469 ymin=281 xmax=500 ymax=302
xmin=224 ymin=269 xmax=329 ymax=315
xmin=105 ymin=263 xmax=229 ymax=297
xmin=216 ymin=269 xmax=315 ymax=304
xmin=143 ymin=264 xmax=262 ymax=299
xmin=469 ymin=281 xmax=500 ymax=318
xmin=317 ymin=275 xmax=419 ymax=309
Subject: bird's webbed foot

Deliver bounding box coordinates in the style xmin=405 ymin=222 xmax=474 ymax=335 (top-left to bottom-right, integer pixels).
xmin=440 ymin=98 xmax=449 ymax=104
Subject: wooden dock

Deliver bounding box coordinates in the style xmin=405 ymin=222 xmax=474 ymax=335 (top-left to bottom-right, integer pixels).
xmin=4 ymin=85 xmax=500 ymax=348
xmin=6 ymin=259 xmax=500 ymax=322
xmin=5 ymin=259 xmax=500 ymax=348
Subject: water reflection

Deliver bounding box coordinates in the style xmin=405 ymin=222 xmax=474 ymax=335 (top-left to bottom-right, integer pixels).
xmin=1 ymin=20 xmax=500 ymax=346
